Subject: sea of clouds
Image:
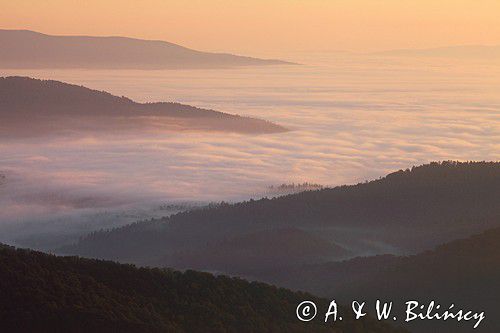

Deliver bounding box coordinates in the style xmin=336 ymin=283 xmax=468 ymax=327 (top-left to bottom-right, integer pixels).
xmin=1 ymin=53 xmax=499 ymax=249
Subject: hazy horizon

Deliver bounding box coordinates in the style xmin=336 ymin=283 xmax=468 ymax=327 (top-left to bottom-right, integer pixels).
xmin=2 ymin=0 xmax=500 ymax=58
xmin=1 ymin=27 xmax=499 ymax=59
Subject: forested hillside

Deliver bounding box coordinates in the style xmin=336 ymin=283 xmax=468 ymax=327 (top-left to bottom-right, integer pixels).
xmin=61 ymin=161 xmax=500 ymax=275
xmin=0 ymin=77 xmax=287 ymax=136
xmin=170 ymin=227 xmax=351 ymax=275
xmin=271 ymin=227 xmax=500 ymax=332
xmin=0 ymin=245 xmax=405 ymax=333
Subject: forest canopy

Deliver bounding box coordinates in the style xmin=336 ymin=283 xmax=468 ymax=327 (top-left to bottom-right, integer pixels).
xmin=0 ymin=245 xmax=405 ymax=333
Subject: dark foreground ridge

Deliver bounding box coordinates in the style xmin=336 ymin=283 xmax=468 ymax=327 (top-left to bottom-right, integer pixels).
xmin=0 ymin=245 xmax=405 ymax=333
xmin=272 ymin=226 xmax=500 ymax=332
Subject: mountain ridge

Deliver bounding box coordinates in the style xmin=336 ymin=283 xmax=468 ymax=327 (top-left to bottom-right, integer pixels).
xmin=269 ymin=226 xmax=500 ymax=332
xmin=60 ymin=161 xmax=500 ymax=271
xmin=0 ymin=29 xmax=293 ymax=69
xmin=0 ymin=76 xmax=287 ymax=136
xmin=0 ymin=244 xmax=406 ymax=333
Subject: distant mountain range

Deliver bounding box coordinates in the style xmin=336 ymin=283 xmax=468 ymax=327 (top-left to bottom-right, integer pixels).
xmin=0 ymin=29 xmax=292 ymax=69
xmin=0 ymin=244 xmax=406 ymax=333
xmin=60 ymin=161 xmax=500 ymax=275
xmin=375 ymin=45 xmax=500 ymax=59
xmin=0 ymin=76 xmax=287 ymax=136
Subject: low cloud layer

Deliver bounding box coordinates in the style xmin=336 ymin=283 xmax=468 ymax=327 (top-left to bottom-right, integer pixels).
xmin=1 ymin=54 xmax=499 ymax=248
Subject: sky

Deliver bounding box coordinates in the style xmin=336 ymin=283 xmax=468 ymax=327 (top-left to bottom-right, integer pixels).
xmin=1 ymin=0 xmax=500 ymax=57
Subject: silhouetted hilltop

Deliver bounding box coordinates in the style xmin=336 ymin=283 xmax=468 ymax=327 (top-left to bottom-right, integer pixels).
xmin=0 ymin=77 xmax=287 ymax=135
xmin=0 ymin=245 xmax=406 ymax=333
xmin=266 ymin=183 xmax=324 ymax=196
xmin=0 ymin=29 xmax=293 ymax=69
xmin=273 ymin=227 xmax=500 ymax=332
xmin=61 ymin=161 xmax=500 ymax=271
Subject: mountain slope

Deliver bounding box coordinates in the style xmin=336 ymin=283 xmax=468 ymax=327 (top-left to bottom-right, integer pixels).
xmin=272 ymin=227 xmax=500 ymax=332
xmin=0 ymin=29 xmax=291 ymax=69
xmin=170 ymin=227 xmax=351 ymax=277
xmin=61 ymin=162 xmax=500 ymax=276
xmin=0 ymin=76 xmax=287 ymax=136
xmin=0 ymin=245 xmax=406 ymax=333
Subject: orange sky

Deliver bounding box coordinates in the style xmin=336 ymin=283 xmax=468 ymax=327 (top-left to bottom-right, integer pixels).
xmin=1 ymin=0 xmax=500 ymax=57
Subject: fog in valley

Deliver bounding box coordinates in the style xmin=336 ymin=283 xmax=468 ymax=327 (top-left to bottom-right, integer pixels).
xmin=1 ymin=52 xmax=499 ymax=251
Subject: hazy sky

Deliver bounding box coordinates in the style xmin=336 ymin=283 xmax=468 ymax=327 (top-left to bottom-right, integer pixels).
xmin=1 ymin=0 xmax=500 ymax=56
